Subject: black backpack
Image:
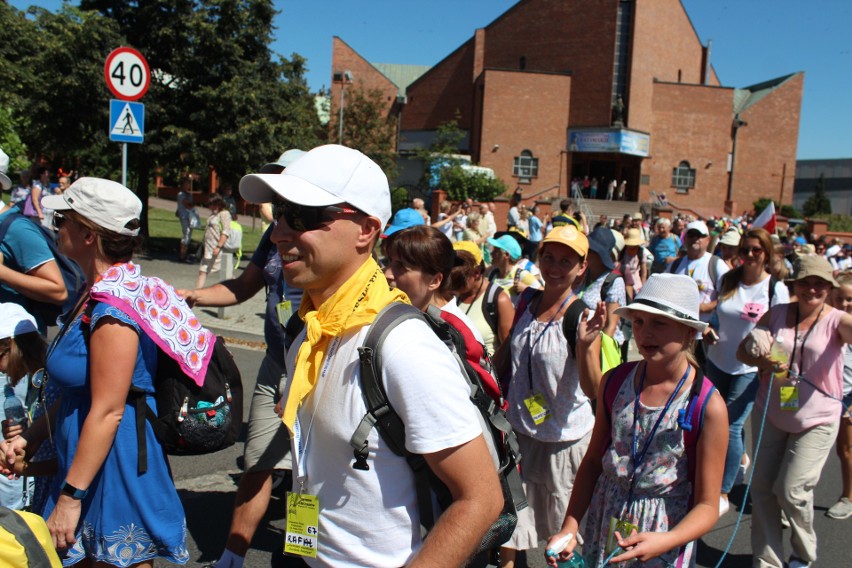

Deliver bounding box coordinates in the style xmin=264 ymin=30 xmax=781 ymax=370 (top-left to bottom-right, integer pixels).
xmin=0 ymin=212 xmax=85 ymax=326
xmin=287 ymin=303 xmax=527 ymax=552
xmin=455 ymin=280 xmax=504 ymax=339
xmin=83 ymin=301 xmax=243 ymax=474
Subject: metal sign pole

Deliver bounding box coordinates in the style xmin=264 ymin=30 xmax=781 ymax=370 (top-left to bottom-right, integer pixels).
xmin=122 ymin=143 xmax=128 ymax=187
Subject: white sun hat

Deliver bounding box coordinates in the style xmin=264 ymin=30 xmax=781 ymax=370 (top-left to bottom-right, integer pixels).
xmin=615 ymin=273 xmax=707 ymax=332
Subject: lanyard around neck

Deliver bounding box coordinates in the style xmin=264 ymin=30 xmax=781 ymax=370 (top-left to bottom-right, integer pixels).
xmin=627 ymin=363 xmax=691 ymax=506
xmin=788 ymin=303 xmax=824 ymax=376
xmin=526 ymin=292 xmax=574 ymax=390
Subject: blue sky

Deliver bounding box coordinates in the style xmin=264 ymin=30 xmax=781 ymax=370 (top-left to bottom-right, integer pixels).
xmin=12 ymin=1 xmax=852 ymax=159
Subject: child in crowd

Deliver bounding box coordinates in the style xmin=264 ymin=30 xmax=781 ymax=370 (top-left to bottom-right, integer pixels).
xmin=546 ymin=274 xmax=728 ymax=567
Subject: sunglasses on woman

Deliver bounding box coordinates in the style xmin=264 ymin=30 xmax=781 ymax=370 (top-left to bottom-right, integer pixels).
xmin=272 ymin=200 xmax=359 ymax=232
xmin=738 ymin=245 xmax=764 ymax=256
xmin=51 ymin=211 xmax=68 ymax=231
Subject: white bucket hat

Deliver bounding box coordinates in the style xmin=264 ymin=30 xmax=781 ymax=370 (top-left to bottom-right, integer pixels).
xmin=615 ymin=273 xmax=707 ymax=332
xmin=42 ymin=177 xmax=142 ymax=236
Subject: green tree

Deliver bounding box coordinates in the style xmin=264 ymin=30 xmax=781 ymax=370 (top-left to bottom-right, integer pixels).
xmin=414 ymin=115 xmax=465 ymax=190
xmin=329 ymin=87 xmax=398 ymax=180
xmin=439 ymin=165 xmax=508 ymax=202
xmin=0 ymin=107 xmax=28 ymax=173
xmin=802 ymin=173 xmax=832 ymax=217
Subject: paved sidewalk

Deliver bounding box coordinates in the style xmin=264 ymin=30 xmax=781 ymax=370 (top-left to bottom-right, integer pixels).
xmin=140 ymin=199 xmax=268 ymax=346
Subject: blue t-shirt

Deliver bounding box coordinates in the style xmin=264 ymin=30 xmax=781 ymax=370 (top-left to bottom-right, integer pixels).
xmin=528 ymin=216 xmax=543 ymax=242
xmin=250 ymin=224 xmax=301 ymax=367
xmin=650 ymin=234 xmax=681 ymax=265
xmin=0 ymin=206 xmax=56 ymax=331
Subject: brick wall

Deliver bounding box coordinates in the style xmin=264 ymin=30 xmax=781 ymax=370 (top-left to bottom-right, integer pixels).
xmin=476 ymin=69 xmax=571 ymax=197
xmin=629 ymin=0 xmax=720 ymax=133
xmin=645 ymin=81 xmax=735 ymax=209
xmin=330 ymin=37 xmax=400 ymax=138
xmin=733 ymin=73 xmax=804 ymax=209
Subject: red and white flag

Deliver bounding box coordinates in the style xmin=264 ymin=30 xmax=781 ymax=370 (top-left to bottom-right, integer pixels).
xmin=752 ymin=201 xmax=776 ymax=234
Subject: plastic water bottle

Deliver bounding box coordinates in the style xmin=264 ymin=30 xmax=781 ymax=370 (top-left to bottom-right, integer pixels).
xmin=3 ymin=384 xmax=27 ymax=426
xmin=545 ymin=533 xmax=588 ymax=568
xmin=769 ymin=335 xmax=789 ymax=379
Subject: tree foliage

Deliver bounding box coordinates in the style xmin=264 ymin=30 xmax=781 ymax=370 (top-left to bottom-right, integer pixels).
xmin=5 ymin=0 xmax=322 ymax=233
xmin=802 ymin=173 xmax=832 ymax=217
xmin=440 ymin=166 xmax=508 ymax=202
xmin=328 ymin=87 xmax=398 ymax=180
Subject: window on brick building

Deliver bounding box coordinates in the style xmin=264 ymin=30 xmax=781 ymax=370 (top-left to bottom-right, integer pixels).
xmin=513 ymin=150 xmax=538 ymax=182
xmin=671 ymin=161 xmax=695 ymax=193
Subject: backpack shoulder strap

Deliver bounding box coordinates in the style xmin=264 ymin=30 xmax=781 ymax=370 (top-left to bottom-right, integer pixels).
xmin=511 ymin=287 xmax=540 ymax=329
xmin=709 ymin=255 xmax=722 ymax=288
xmin=600 ymin=271 xmax=620 ymax=302
xmin=0 ymin=211 xmax=20 ymax=244
xmin=481 ymin=281 xmax=502 ymax=335
xmin=768 ymin=275 xmax=779 ymax=306
xmin=603 ymin=361 xmax=640 ymax=422
xmin=0 ymin=507 xmax=56 ymax=567
xmin=350 ymin=302 xmax=424 ymax=464
xmin=682 ymin=372 xmax=716 ymax=495
xmin=561 ymin=298 xmax=587 ymax=358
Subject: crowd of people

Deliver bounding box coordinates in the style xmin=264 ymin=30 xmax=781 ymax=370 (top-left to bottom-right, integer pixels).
xmin=0 ymin=143 xmax=850 ymax=568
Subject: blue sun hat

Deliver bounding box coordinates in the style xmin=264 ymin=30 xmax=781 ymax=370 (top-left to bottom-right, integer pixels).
xmin=382 ymin=208 xmax=425 ymax=237
xmin=487 ymin=234 xmax=522 ymax=261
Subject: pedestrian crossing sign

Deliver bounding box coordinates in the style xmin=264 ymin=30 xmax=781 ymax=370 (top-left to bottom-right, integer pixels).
xmin=109 ymin=99 xmax=144 ymax=143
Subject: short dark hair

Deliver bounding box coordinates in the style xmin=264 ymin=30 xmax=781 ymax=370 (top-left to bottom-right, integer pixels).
xmin=384 ymin=225 xmax=455 ymax=298
xmin=560 ymin=199 xmax=570 ymax=212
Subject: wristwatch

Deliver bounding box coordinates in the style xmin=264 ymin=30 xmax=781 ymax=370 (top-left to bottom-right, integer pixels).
xmin=60 ymin=481 xmax=88 ymax=500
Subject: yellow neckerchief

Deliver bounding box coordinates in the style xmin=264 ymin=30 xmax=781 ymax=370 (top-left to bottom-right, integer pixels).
xmin=282 ymin=256 xmax=409 ymax=433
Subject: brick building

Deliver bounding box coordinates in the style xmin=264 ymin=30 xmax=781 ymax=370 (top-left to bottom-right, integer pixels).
xmin=330 ymin=0 xmax=803 ymax=217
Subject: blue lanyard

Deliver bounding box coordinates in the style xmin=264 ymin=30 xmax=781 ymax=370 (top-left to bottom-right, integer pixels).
xmin=526 ymin=292 xmax=574 ymax=390
xmin=626 ymin=363 xmax=691 ymax=509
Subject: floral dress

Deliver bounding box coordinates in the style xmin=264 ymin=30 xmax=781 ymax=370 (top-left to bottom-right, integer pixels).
xmin=584 ymin=365 xmax=695 ymax=568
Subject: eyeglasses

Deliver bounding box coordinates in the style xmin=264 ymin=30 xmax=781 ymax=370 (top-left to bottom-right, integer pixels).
xmin=739 ymin=246 xmax=765 ymax=256
xmin=52 ymin=212 xmax=68 ymax=231
xmin=272 ymin=200 xmax=359 ymax=232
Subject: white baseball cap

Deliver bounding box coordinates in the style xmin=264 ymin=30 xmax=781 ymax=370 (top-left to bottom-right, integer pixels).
xmin=0 ymin=148 xmax=11 ymax=190
xmin=259 ymin=149 xmax=307 ymax=174
xmin=240 ymin=144 xmax=392 ymax=226
xmin=0 ymin=303 xmax=38 ymax=339
xmin=685 ymin=220 xmax=709 ymax=236
xmin=42 ymin=177 xmax=142 ymax=236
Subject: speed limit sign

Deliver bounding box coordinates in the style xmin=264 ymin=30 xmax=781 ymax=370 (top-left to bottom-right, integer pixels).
xmin=104 ymin=47 xmax=150 ymax=101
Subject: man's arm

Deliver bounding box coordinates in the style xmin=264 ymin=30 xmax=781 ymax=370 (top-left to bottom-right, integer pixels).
xmin=177 ymin=261 xmax=266 ymax=307
xmin=409 ymin=435 xmax=503 ymax=568
xmin=0 ymin=259 xmax=67 ymax=304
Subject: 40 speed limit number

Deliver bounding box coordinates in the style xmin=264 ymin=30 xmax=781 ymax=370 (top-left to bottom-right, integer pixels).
xmin=104 ymin=47 xmax=150 ymax=101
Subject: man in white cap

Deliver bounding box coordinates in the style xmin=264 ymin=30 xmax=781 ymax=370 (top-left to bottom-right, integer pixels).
xmin=180 ymin=152 xmax=305 ymax=568
xmin=0 ymin=148 xmax=68 ymax=332
xmin=668 ymin=219 xmax=729 ymax=368
xmin=239 ymin=144 xmax=501 ymax=567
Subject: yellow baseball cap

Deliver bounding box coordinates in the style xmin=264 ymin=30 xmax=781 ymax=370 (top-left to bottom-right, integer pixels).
xmin=541 ymin=224 xmax=589 ymax=258
xmin=453 ymin=240 xmax=483 ymax=265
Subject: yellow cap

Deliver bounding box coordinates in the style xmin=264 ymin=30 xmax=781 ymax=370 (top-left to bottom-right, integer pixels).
xmin=453 ymin=240 xmax=483 ymax=265
xmin=541 ymin=224 xmax=589 ymax=258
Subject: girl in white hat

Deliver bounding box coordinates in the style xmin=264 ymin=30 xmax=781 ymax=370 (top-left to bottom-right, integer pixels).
xmin=546 ymin=273 xmax=728 ymax=567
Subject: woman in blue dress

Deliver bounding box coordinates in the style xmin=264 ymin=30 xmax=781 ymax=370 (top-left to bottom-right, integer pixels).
xmin=1 ymin=178 xmax=190 ymax=567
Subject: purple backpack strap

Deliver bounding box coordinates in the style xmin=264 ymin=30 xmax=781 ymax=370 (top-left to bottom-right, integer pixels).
xmin=602 ymin=361 xmax=640 ymax=454
xmin=683 ymin=373 xmax=716 ymax=505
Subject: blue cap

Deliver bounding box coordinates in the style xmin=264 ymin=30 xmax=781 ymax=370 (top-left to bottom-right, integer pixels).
xmin=382 ymin=208 xmax=425 ymax=237
xmin=487 ymin=234 xmax=522 ymax=260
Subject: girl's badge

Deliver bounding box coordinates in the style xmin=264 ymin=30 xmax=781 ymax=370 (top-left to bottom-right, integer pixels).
xmin=779 ymin=385 xmax=799 ymax=411
xmin=284 ymin=492 xmax=319 ymax=558
xmin=524 ymin=393 xmax=552 ymax=425
xmin=606 ymin=517 xmax=638 ymax=556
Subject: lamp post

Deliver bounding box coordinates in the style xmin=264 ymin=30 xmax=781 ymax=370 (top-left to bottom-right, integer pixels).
xmin=726 ymin=115 xmax=747 ymax=214
xmin=338 ymin=70 xmax=352 ymax=145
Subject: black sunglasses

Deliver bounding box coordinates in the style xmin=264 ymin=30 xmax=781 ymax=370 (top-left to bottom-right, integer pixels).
xmin=272 ymin=200 xmax=359 ymax=232
xmin=739 ymin=246 xmax=764 ymax=256
xmin=51 ymin=212 xmax=68 ymax=231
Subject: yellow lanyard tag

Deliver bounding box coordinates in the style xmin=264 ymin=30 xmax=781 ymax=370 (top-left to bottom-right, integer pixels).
xmin=606 ymin=517 xmax=639 ymax=556
xmin=524 ymin=393 xmax=552 ymax=425
xmin=779 ymin=386 xmax=799 ymax=411
xmin=284 ymin=492 xmax=319 ymax=558
xmin=276 ymin=300 xmax=293 ymax=326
